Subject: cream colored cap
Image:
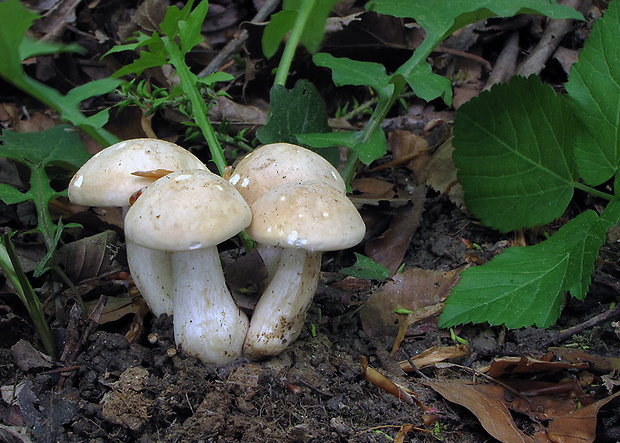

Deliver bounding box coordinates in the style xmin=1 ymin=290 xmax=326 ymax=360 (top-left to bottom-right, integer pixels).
xmin=68 ymin=138 xmax=206 ymax=207
xmin=229 ymin=143 xmax=345 ymax=205
xmin=124 ymin=170 xmax=252 ymax=252
xmin=247 ymin=180 xmax=365 ymax=252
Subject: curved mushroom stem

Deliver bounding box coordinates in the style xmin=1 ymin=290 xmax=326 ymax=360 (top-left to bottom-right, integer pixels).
xmin=243 ymin=247 xmax=321 ymax=360
xmin=126 ymin=241 xmax=174 ymax=316
xmin=173 ymin=247 xmax=249 ymax=366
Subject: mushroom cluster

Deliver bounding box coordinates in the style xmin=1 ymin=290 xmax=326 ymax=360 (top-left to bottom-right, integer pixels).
xmin=69 ymin=139 xmax=365 ymax=365
xmin=229 ymin=143 xmax=366 ymax=360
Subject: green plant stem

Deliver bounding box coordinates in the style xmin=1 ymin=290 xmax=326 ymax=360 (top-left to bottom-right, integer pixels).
xmin=574 ymin=182 xmax=614 ymax=201
xmin=0 ymin=234 xmax=55 ymax=357
xmin=341 ymin=152 xmax=360 ymax=188
xmin=10 ymin=76 xmax=119 ymax=147
xmin=274 ymin=1 xmax=316 ymax=87
xmin=163 ymin=37 xmax=227 ymax=175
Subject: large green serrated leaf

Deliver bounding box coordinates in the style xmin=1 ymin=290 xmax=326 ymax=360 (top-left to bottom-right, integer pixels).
xmin=565 ymin=0 xmax=620 ymax=186
xmin=439 ymin=209 xmax=607 ymax=329
xmin=257 ymin=80 xmax=339 ymax=164
xmin=453 ymin=75 xmax=578 ymax=232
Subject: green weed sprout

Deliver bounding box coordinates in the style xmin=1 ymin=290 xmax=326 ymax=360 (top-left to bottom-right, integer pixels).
xmin=106 ymin=0 xmax=232 ymax=175
xmin=0 ymin=233 xmax=54 ymax=357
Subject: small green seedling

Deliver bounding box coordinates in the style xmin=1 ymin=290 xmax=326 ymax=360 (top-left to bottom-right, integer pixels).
xmin=0 ymin=125 xmax=91 ymax=277
xmin=0 ymin=233 xmax=54 ymax=357
xmin=394 ymin=308 xmax=414 ymax=315
xmin=105 ymin=0 xmax=233 ymax=175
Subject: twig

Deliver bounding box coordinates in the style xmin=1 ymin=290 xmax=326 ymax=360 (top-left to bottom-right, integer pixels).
xmin=515 ymin=0 xmax=584 ymax=76
xmin=540 ymin=303 xmax=620 ymax=348
xmin=483 ymin=32 xmax=519 ymax=91
xmin=198 ymin=0 xmax=282 ymax=77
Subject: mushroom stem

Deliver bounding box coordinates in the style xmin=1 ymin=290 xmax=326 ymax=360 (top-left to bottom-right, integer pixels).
xmin=173 ymin=247 xmax=249 ymax=365
xmin=244 ymin=247 xmax=321 ymax=360
xmin=126 ymin=240 xmax=173 ymax=316
xmin=123 ymin=207 xmax=174 ymax=317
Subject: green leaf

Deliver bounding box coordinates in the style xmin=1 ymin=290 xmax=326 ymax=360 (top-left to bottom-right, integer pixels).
xmin=178 ymin=1 xmax=210 ymax=53
xmin=19 ymin=36 xmax=85 ymax=60
xmin=262 ymin=10 xmax=297 ymax=58
xmin=0 ymin=126 xmax=91 ymax=252
xmin=367 ymin=0 xmax=583 ymax=44
xmin=453 ymin=75 xmax=578 ymax=232
xmin=262 ymin=0 xmax=339 ymax=58
xmin=300 ymin=0 xmax=341 ymax=54
xmin=405 ymin=62 xmax=453 ymax=105
xmin=439 ymin=208 xmax=613 ymax=329
xmin=565 ymin=0 xmax=620 ymax=186
xmin=112 ymin=46 xmax=168 ymax=77
xmin=340 ymin=253 xmax=391 ymax=280
xmin=257 ymin=80 xmax=339 ymax=164
xmin=0 ymin=0 xmax=39 ymax=81
xmin=297 ymin=126 xmax=388 ymax=166
xmin=313 ymin=53 xmax=393 ymax=101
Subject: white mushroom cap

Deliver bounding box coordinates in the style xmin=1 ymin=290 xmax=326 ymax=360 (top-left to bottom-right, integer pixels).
xmin=68 ymin=138 xmax=206 ymax=207
xmin=247 ymin=180 xmax=365 ymax=252
xmin=124 ymin=170 xmax=251 ymax=252
xmin=229 ymin=143 xmax=346 ymax=205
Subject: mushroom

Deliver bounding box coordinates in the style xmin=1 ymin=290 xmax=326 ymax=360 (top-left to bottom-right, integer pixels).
xmin=124 ymin=169 xmax=252 ymax=365
xmin=68 ymin=138 xmax=207 ymax=317
xmin=229 ymin=142 xmax=347 ymax=279
xmin=243 ymin=180 xmax=365 ymax=359
xmin=229 ymin=142 xmax=346 ymax=206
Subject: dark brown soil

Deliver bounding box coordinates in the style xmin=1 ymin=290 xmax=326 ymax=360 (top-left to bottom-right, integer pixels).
xmin=2 ymin=193 xmax=620 ymax=443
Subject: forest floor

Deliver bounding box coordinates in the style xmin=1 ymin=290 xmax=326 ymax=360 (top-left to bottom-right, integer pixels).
xmin=1 ymin=1 xmax=620 ymax=442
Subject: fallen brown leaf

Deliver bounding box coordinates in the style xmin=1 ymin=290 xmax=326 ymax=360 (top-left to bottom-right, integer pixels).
xmin=360 ymin=267 xmax=462 ymax=340
xmin=485 ymin=355 xmax=589 ymax=378
xmin=545 ymin=391 xmax=620 ymax=443
xmin=399 ymin=345 xmax=471 ymax=371
xmin=550 ymin=347 xmax=620 ymax=374
xmin=422 ymin=137 xmax=465 ymax=207
xmin=364 ymin=185 xmax=426 ymax=274
xmin=426 ymin=380 xmax=536 ymax=443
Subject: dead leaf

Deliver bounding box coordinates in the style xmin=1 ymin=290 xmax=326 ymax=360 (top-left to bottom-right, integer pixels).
xmin=422 ymin=138 xmax=465 ymax=207
xmin=350 ymin=178 xmax=396 ymax=200
xmin=545 ymin=391 xmax=620 ymax=443
xmin=399 ymin=345 xmax=470 ymax=371
xmin=360 ymin=267 xmax=462 ymax=340
xmin=485 ymin=355 xmax=589 ymax=378
xmin=360 ymin=356 xmax=428 ymax=409
xmin=57 ymin=231 xmax=122 ymax=283
xmin=210 ymin=96 xmax=267 ymax=128
xmin=550 ymin=347 xmax=620 ymax=374
xmin=365 ymin=185 xmax=426 ymax=274
xmin=472 ymin=381 xmax=587 ymax=422
xmin=426 ymin=380 xmax=536 ymax=443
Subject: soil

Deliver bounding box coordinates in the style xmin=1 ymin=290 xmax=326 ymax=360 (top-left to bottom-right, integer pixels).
xmin=2 ymin=193 xmax=620 ymax=443
xmin=1 ymin=1 xmax=620 ymax=442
